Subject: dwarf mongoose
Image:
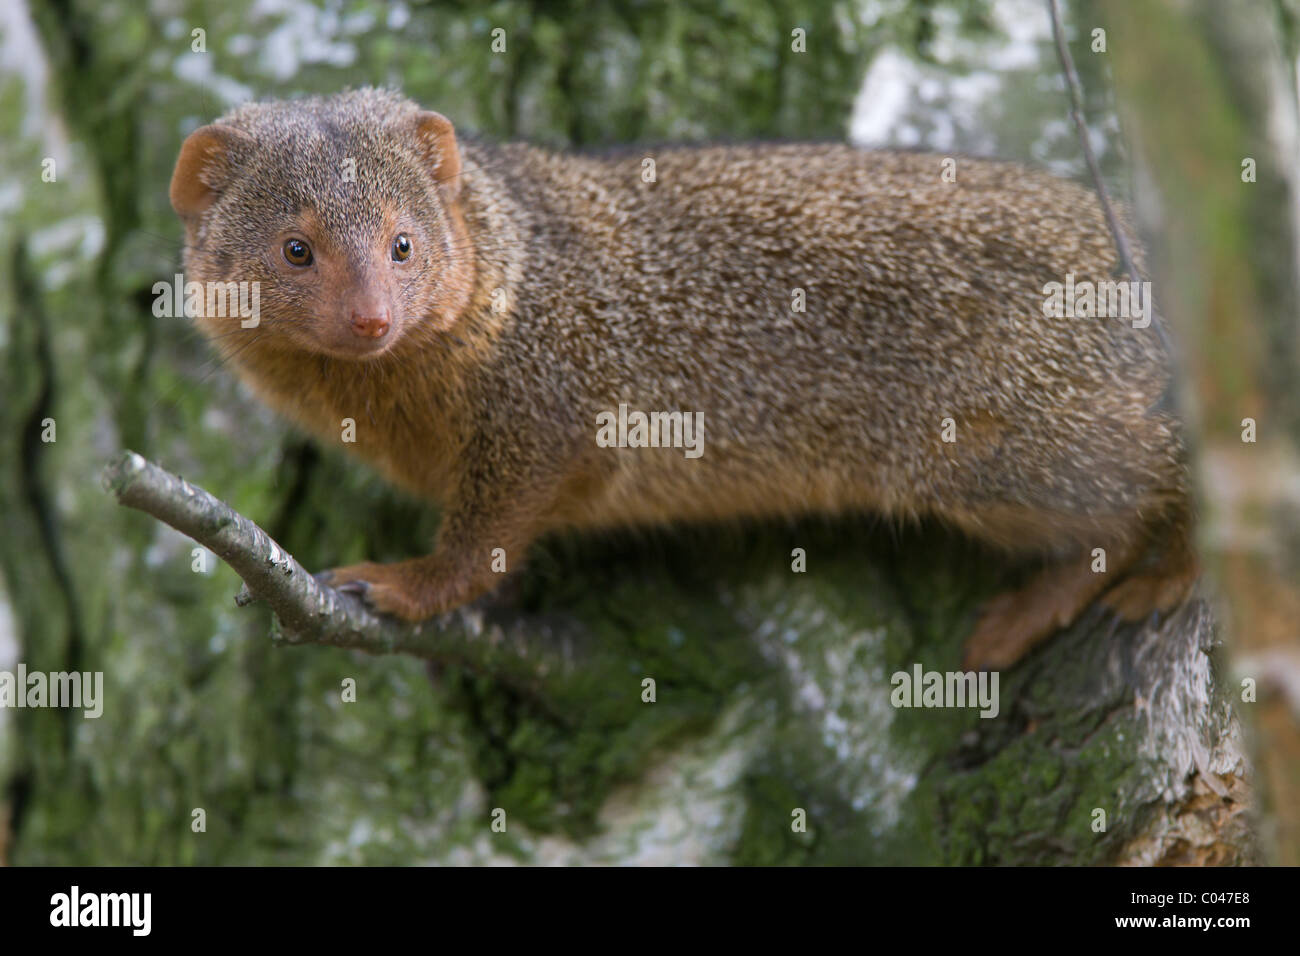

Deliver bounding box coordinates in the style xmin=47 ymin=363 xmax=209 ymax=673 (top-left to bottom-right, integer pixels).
xmin=169 ymin=88 xmax=1196 ymax=669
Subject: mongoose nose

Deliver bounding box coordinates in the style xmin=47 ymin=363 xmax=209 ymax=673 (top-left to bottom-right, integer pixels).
xmin=350 ymin=310 xmax=391 ymax=339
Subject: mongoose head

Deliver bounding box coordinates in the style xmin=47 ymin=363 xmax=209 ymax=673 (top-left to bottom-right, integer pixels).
xmin=169 ymin=88 xmax=474 ymax=361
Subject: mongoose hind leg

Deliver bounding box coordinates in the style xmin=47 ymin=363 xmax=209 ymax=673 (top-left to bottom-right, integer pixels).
xmin=959 ymin=509 xmax=1197 ymax=671
xmin=1099 ymin=523 xmax=1199 ymax=622
xmin=951 ymin=506 xmax=1149 ymax=671
xmin=962 ymin=538 xmax=1142 ymax=671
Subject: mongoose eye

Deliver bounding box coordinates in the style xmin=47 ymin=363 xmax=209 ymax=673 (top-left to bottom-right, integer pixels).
xmin=283 ymin=239 xmax=313 ymax=267
xmin=392 ymin=234 xmax=412 ymax=262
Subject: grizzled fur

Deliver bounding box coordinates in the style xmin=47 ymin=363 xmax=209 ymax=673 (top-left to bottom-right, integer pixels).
xmin=171 ymin=88 xmax=1194 ymax=669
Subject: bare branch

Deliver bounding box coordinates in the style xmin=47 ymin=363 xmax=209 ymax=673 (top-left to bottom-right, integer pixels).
xmin=101 ymin=450 xmax=588 ymax=684
xmin=1048 ymin=0 xmax=1174 ymax=358
xmin=1047 ymin=0 xmax=1140 ymax=281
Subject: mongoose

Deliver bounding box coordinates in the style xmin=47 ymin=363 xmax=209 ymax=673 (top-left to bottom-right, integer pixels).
xmin=169 ymin=88 xmax=1197 ymax=670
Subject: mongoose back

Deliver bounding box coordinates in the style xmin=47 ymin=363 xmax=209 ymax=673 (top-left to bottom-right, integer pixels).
xmin=170 ymin=88 xmax=1196 ymax=669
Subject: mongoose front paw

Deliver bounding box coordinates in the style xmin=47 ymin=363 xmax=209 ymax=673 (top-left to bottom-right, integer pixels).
xmin=319 ymin=560 xmax=456 ymax=622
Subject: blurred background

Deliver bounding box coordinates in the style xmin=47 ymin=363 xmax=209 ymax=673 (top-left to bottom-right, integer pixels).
xmin=0 ymin=0 xmax=1297 ymax=864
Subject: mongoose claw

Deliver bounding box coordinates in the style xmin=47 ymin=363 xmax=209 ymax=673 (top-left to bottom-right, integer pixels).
xmin=313 ymin=568 xmax=368 ymax=596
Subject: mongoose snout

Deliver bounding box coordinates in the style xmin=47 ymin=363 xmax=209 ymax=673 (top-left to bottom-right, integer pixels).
xmin=350 ymin=311 xmax=391 ymax=339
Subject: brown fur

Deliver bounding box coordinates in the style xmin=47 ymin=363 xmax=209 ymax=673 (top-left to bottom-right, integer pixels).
xmin=170 ymin=88 xmax=1194 ymax=667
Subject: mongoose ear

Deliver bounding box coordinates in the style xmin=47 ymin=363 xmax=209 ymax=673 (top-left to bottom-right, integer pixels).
xmin=170 ymin=124 xmax=252 ymax=221
xmin=414 ymin=110 xmax=462 ymax=198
